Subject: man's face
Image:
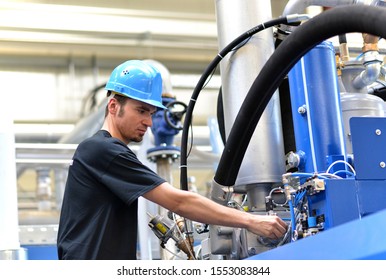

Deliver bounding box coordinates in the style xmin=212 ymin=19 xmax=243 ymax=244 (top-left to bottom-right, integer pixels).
xmin=114 ymin=98 xmax=156 ymax=144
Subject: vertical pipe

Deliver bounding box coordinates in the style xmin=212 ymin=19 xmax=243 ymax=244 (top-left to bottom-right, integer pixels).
xmin=137 ymin=133 xmax=159 ymax=260
xmin=215 ymin=0 xmax=285 ymax=187
xmin=288 ymin=41 xmax=346 ymax=173
xmin=54 ymin=168 xmax=67 ymax=211
xmin=0 ymin=106 xmax=27 ymax=259
xmin=155 ymin=157 xmax=178 ymax=259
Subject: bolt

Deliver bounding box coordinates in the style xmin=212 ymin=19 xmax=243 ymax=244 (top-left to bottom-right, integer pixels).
xmin=298 ymin=105 xmax=307 ymax=115
xmin=380 ymin=162 xmax=386 ymax=168
xmin=376 ymin=129 xmax=382 ymax=135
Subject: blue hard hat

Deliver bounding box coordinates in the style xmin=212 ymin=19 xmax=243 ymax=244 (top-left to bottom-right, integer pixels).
xmin=105 ymin=60 xmax=167 ymax=109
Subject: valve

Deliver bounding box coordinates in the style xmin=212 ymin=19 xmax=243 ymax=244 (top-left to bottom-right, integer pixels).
xmin=151 ymin=98 xmax=187 ymax=146
xmin=164 ymin=100 xmax=187 ymax=130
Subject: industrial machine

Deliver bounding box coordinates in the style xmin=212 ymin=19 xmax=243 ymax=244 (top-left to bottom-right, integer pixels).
xmin=2 ymin=0 xmax=386 ymax=260
xmin=150 ymin=0 xmax=386 ymax=260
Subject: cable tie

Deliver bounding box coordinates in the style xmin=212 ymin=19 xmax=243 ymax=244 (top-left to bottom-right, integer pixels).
xmin=190 ymin=98 xmax=196 ymax=102
xmin=179 ymin=165 xmax=188 ymax=169
xmin=217 ymin=53 xmax=223 ymax=59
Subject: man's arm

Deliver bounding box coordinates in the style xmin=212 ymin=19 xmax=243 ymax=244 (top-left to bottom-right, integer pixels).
xmin=143 ymin=182 xmax=287 ymax=239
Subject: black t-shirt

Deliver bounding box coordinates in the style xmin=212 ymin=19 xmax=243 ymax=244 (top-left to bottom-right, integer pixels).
xmin=57 ymin=130 xmax=166 ymax=260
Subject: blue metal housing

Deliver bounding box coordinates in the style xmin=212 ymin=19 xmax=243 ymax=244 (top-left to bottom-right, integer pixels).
xmin=288 ymin=41 xmax=346 ymax=173
xmin=350 ymin=117 xmax=386 ymax=180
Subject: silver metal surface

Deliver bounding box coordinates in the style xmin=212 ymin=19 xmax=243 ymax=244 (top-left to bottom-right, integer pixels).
xmin=0 ymin=248 xmax=28 ymax=260
xmin=215 ymin=0 xmax=285 ymax=187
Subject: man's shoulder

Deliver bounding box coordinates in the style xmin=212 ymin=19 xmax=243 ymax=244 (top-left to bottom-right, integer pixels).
xmin=79 ymin=130 xmax=127 ymax=153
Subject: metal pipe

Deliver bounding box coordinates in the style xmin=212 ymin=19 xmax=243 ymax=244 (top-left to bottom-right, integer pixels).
xmin=137 ymin=133 xmax=159 ymax=260
xmin=0 ymin=104 xmax=26 ymax=259
xmin=154 ymin=156 xmax=180 ymax=259
xmin=353 ymin=50 xmax=383 ymax=89
xmin=283 ymin=0 xmax=363 ymax=15
xmin=215 ymin=0 xmax=285 ymax=188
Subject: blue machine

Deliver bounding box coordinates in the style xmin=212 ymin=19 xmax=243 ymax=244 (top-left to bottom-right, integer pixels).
xmin=307 ymin=117 xmax=386 ymax=228
xmin=245 ymin=122 xmax=386 ymax=261
xmin=200 ymin=6 xmax=386 ymax=258
xmin=285 ymin=41 xmax=386 ymax=231
xmin=251 ymin=40 xmax=386 ymax=259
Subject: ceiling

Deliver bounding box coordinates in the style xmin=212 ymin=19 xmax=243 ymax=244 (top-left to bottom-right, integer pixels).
xmin=0 ymin=0 xmax=289 ymax=74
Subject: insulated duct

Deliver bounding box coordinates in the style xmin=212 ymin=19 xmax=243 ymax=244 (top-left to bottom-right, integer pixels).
xmin=214 ymin=5 xmax=386 ymax=187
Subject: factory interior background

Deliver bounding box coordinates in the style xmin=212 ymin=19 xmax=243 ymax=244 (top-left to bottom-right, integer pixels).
xmin=2 ymin=0 xmax=386 ymax=261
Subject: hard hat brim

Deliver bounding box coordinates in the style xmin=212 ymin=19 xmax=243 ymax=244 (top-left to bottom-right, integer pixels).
xmin=110 ymin=91 xmax=167 ymax=110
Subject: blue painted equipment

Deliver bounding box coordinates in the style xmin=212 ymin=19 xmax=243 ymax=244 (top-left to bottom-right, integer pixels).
xmin=288 ymin=41 xmax=346 ymax=173
xmin=151 ymin=97 xmax=182 ymax=146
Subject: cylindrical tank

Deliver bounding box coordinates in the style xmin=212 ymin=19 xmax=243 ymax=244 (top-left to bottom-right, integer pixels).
xmin=340 ymin=61 xmax=385 ymax=154
xmin=215 ymin=0 xmax=285 ymax=189
xmin=288 ymin=41 xmax=346 ymax=173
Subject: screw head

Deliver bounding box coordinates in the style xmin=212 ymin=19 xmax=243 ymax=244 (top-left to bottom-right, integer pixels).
xmin=297 ymin=105 xmax=307 ymax=114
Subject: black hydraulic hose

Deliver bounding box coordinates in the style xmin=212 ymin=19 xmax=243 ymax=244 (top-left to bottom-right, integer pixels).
xmin=214 ymin=5 xmax=386 ymax=187
xmin=179 ymin=15 xmax=305 ymax=191
xmin=339 ymin=34 xmax=347 ymax=44
xmin=372 ymin=87 xmax=386 ymax=100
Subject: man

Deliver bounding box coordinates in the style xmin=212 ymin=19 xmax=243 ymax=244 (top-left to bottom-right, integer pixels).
xmin=57 ymin=60 xmax=287 ymax=260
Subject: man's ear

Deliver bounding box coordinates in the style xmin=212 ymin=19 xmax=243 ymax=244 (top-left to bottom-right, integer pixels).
xmin=107 ymin=97 xmax=119 ymax=115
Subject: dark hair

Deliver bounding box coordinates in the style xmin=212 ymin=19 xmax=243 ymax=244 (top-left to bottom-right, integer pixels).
xmin=105 ymin=91 xmax=128 ymax=117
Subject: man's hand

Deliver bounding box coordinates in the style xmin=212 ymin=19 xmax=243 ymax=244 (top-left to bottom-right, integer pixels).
xmin=247 ymin=214 xmax=288 ymax=239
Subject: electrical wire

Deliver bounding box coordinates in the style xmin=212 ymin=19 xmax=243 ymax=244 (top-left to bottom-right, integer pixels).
xmin=241 ymin=194 xmax=248 ymax=207
xmin=288 ymin=199 xmax=296 ymax=241
xmin=276 ymin=221 xmax=292 ymax=246
xmin=162 ymin=246 xmax=186 ymax=260
xmin=325 ymin=160 xmax=356 ymax=176
xmin=289 ymin=172 xmax=329 ymax=181
xmin=318 ymin=173 xmax=342 ymax=179
xmin=332 ymin=170 xmax=355 ymax=177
